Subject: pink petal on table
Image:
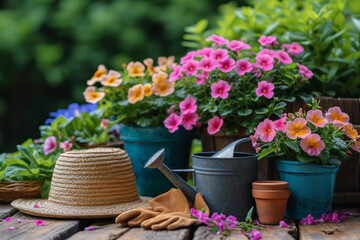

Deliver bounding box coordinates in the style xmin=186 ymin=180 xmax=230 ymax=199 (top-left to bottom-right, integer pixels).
xmin=17 ymin=219 xmax=22 ymax=223
xmin=7 ymin=227 xmax=14 ymax=230
xmin=35 ymin=220 xmax=45 ymax=226
xmin=33 ymin=205 xmax=40 ymax=208
xmin=4 ymin=217 xmax=12 ymax=222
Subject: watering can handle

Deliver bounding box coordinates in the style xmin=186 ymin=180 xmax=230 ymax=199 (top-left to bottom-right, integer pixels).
xmin=211 ymin=137 xmax=251 ymax=158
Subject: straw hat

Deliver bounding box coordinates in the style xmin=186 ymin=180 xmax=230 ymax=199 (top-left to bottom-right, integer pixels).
xmin=11 ymin=148 xmax=151 ymax=218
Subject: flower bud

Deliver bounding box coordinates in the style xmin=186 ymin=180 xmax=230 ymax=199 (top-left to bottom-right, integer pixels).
xmin=288 ymin=113 xmax=295 ymax=119
xmin=256 ymin=147 xmax=262 ymax=153
xmin=347 ymin=151 xmax=352 ymax=156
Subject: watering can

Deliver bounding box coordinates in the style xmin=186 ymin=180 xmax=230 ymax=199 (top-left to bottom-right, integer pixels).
xmin=144 ymin=138 xmax=258 ymax=220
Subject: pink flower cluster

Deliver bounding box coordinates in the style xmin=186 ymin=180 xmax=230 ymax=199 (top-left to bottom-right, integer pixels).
xmin=300 ymin=211 xmax=354 ymax=225
xmin=190 ymin=208 xmax=238 ymax=235
xmin=252 ymin=106 xmax=352 ymax=157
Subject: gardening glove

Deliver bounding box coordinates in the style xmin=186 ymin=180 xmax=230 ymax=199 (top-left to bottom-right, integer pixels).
xmin=115 ymin=208 xmax=161 ymax=227
xmin=148 ymin=188 xmax=191 ymax=213
xmin=141 ymin=212 xmax=199 ymax=230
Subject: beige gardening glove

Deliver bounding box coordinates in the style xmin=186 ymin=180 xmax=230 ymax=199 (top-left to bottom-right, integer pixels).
xmin=115 ymin=188 xmax=209 ymax=230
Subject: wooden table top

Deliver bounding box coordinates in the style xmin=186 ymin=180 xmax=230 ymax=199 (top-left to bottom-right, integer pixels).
xmin=0 ymin=204 xmax=359 ymax=240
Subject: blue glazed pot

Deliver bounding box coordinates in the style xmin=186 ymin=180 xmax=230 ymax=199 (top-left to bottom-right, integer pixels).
xmin=120 ymin=124 xmax=195 ymax=197
xmin=277 ymin=159 xmax=339 ymax=220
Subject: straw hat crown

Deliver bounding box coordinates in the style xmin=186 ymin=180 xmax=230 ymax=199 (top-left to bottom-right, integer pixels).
xmin=49 ymin=147 xmax=139 ymax=206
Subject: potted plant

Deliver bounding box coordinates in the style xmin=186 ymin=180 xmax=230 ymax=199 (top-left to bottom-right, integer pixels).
xmin=83 ymin=58 xmax=195 ymax=197
xmin=163 ymin=34 xmax=312 ymax=154
xmin=253 ymin=99 xmax=357 ymax=220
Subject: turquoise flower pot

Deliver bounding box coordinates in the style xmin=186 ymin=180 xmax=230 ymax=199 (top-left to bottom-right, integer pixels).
xmin=277 ymin=159 xmax=339 ymax=220
xmin=120 ymin=125 xmax=195 ymax=197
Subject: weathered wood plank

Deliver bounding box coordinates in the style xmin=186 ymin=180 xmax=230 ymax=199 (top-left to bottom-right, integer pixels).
xmin=118 ymin=227 xmax=191 ymax=240
xmin=68 ymin=223 xmax=130 ymax=240
xmin=299 ymin=215 xmax=360 ymax=240
xmin=0 ymin=212 xmax=80 ymax=240
xmin=259 ymin=219 xmax=297 ymax=240
xmin=193 ymin=226 xmax=247 ymax=240
xmin=0 ymin=204 xmax=18 ymax=219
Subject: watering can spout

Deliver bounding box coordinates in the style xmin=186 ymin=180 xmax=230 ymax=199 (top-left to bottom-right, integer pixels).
xmin=144 ymin=148 xmax=197 ymax=203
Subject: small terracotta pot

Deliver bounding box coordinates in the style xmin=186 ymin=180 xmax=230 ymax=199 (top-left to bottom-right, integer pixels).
xmin=252 ymin=181 xmax=290 ymax=224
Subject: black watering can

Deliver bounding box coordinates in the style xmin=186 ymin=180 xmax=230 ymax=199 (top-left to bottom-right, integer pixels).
xmin=144 ymin=138 xmax=258 ymax=220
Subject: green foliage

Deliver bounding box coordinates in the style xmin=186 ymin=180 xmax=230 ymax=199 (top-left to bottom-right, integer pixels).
xmin=0 ymin=140 xmax=60 ymax=198
xmin=183 ymin=0 xmax=360 ymax=97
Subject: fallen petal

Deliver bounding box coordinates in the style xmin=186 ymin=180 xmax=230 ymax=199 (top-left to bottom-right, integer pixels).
xmin=35 ymin=220 xmax=45 ymax=226
xmin=7 ymin=227 xmax=14 ymax=230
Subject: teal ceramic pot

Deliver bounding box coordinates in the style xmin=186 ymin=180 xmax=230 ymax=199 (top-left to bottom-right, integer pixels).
xmin=277 ymin=159 xmax=339 ymax=220
xmin=120 ymin=124 xmax=195 ymax=197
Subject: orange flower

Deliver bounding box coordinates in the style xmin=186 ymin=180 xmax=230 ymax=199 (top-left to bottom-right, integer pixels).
xmin=143 ymin=58 xmax=156 ymax=76
xmin=152 ymin=71 xmax=168 ymax=84
xmin=325 ymin=106 xmax=349 ymax=127
xmin=344 ymin=123 xmax=358 ymax=139
xmin=285 ymin=118 xmax=311 ymax=140
xmin=144 ymin=83 xmax=153 ymax=97
xmin=158 ymin=56 xmax=175 ymax=67
xmin=100 ymin=70 xmax=122 ymax=87
xmin=83 ymin=87 xmax=105 ymax=104
xmin=128 ymin=84 xmax=144 ymax=104
xmin=306 ymin=110 xmax=328 ymax=128
xmin=87 ymin=65 xmax=107 ymax=85
xmin=127 ymin=61 xmax=145 ymax=77
xmin=152 ymin=79 xmax=175 ymax=97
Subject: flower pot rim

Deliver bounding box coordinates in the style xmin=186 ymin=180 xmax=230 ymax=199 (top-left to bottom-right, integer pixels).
xmin=252 ymin=181 xmax=289 ymax=190
xmin=252 ymin=189 xmax=290 ymax=199
xmin=277 ymin=159 xmax=339 ymax=169
xmin=192 ymin=151 xmax=257 ymax=160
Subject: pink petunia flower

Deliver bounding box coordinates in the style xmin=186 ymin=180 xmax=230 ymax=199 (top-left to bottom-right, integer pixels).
xmin=300 ymin=134 xmax=325 ymax=156
xmin=43 ymin=136 xmax=57 ymax=155
xmin=274 ymin=115 xmax=287 ymax=132
xmin=258 ymin=49 xmax=276 ymax=57
xmin=166 ymin=104 xmax=177 ymax=115
xmin=100 ymin=118 xmax=110 ymax=129
xmin=164 ymin=113 xmax=182 ymax=133
xmin=276 ymin=50 xmax=293 ymax=64
xmin=181 ymin=60 xmax=199 ymax=76
xmin=250 ymin=133 xmax=259 ymax=148
xmin=226 ymin=40 xmax=251 ymax=52
xmin=218 ymin=58 xmax=236 ymax=73
xmin=306 ymin=110 xmax=328 ymax=128
xmin=287 ymin=42 xmax=304 ymax=56
xmin=181 ymin=112 xmax=199 ymax=130
xmin=59 ymin=141 xmax=73 ymax=153
xmin=255 ymin=54 xmax=274 ymax=71
xmin=179 ymin=96 xmax=197 ymax=114
xmin=195 ymin=47 xmax=214 ymax=58
xmin=207 ymin=116 xmax=223 ymax=135
xmin=297 ymin=63 xmax=313 ymax=79
xmin=205 ymin=34 xmax=229 ymax=46
xmin=169 ymin=65 xmax=183 ymax=82
xmin=195 ymin=72 xmax=209 ymax=85
xmin=210 ymin=49 xmax=229 ymax=62
xmin=198 ymin=57 xmax=218 ymax=72
xmin=35 ymin=220 xmax=45 ymax=226
xmin=325 ymin=106 xmax=349 ymax=127
xmin=281 ymin=44 xmax=291 ymax=50
xmin=256 ymin=119 xmax=276 ymax=142
xmin=258 ymin=35 xmax=277 ymax=46
xmin=251 ymin=229 xmax=262 ymax=240
xmin=255 ymin=81 xmax=275 ymax=99
xmin=236 ymin=59 xmax=252 ymax=76
xmin=279 ymin=220 xmax=289 ymax=228
xmin=211 ymin=80 xmax=231 ymax=99
xmin=180 ymin=51 xmax=196 ymax=64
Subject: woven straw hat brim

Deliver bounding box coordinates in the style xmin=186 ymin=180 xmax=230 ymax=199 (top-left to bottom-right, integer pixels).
xmin=11 ymin=196 xmax=152 ymax=219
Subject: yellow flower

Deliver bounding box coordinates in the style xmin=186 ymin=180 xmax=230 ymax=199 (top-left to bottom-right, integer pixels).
xmin=87 ymin=65 xmax=107 ymax=85
xmin=83 ymin=87 xmax=105 ymax=104
xmin=144 ymin=83 xmax=153 ymax=97
xmin=128 ymin=84 xmax=144 ymax=104
xmin=143 ymin=58 xmax=156 ymax=76
xmin=127 ymin=61 xmax=145 ymax=77
xmin=152 ymin=71 xmax=168 ymax=84
xmin=152 ymin=79 xmax=175 ymax=97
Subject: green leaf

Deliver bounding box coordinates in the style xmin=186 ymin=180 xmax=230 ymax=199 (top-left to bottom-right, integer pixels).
xmin=328 ymin=158 xmax=341 ymax=167
xmin=298 ymin=154 xmax=314 ymax=163
xmin=184 ymin=19 xmax=208 ymax=34
xmin=257 ymin=146 xmax=276 ymax=159
xmin=255 ymin=108 xmax=269 ymax=114
xmin=351 ymin=17 xmax=360 ymax=32
xmin=245 ymin=206 xmax=254 ymax=223
xmin=136 ymin=118 xmax=152 ymax=127
xmin=285 ymin=141 xmax=300 ymax=153
xmin=274 ymin=101 xmax=286 ymax=110
xmin=264 ymin=22 xmax=280 ymax=35
xmin=319 ymin=150 xmax=330 ymax=161
xmin=323 ymin=29 xmax=346 ymax=44
xmin=17 ymin=145 xmax=37 ymax=165
xmin=282 ymin=96 xmax=296 ymax=102
xmin=238 ymin=109 xmax=252 ymax=116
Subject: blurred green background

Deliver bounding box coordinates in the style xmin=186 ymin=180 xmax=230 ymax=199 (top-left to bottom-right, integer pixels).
xmin=0 ymin=0 xmax=248 ymax=152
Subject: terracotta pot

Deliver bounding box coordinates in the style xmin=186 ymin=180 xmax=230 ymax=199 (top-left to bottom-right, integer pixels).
xmin=252 ymin=181 xmax=290 ymax=224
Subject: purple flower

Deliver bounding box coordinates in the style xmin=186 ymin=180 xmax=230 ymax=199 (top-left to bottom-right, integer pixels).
xmin=251 ymin=229 xmax=262 ymax=240
xmin=279 ymin=220 xmax=289 ymax=228
xmin=43 ymin=136 xmax=57 ymax=155
xmin=300 ymin=214 xmax=316 ymax=225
